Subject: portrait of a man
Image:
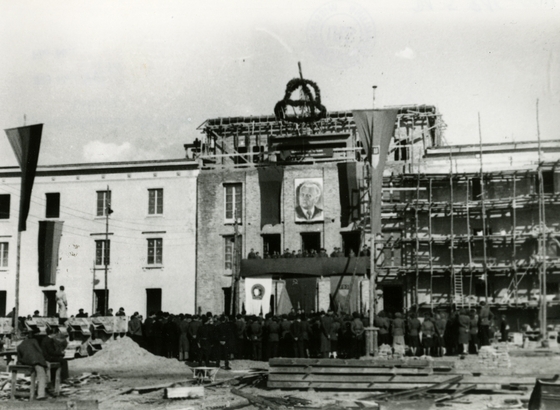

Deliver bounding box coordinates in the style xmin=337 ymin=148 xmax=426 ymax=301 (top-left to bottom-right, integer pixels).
xmin=295 ymin=178 xmax=324 ymax=222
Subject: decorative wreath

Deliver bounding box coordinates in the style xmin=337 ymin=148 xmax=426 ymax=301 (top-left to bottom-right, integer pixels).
xmin=251 ymin=284 xmax=265 ymax=300
xmin=274 ymin=78 xmax=327 ymax=124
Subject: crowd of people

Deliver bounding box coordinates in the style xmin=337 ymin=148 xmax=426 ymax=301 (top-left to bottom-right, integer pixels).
xmin=115 ymin=301 xmax=503 ymax=369
xmin=247 ymin=246 xmax=372 ymax=260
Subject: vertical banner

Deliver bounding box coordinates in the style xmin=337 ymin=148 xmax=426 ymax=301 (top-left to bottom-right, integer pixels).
xmin=38 ymin=221 xmax=64 ymax=286
xmin=352 ymin=110 xmax=398 ymax=234
xmin=258 ymin=166 xmax=284 ymax=228
xmin=295 ymin=178 xmax=324 ymax=222
xmin=337 ymin=162 xmax=363 ymax=227
xmin=244 ymin=277 xmax=273 ymax=315
xmin=5 ymin=124 xmax=43 ymax=232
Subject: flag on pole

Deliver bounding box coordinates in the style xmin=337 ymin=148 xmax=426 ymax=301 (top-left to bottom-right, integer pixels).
xmin=4 ymin=124 xmax=43 ymax=232
xmin=352 ymin=110 xmax=398 ymax=234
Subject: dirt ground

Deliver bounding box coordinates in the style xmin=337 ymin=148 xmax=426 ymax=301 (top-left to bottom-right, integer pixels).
xmin=12 ymin=337 xmax=560 ymax=409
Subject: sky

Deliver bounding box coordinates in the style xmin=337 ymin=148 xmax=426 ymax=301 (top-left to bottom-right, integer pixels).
xmin=0 ymin=0 xmax=559 ymax=167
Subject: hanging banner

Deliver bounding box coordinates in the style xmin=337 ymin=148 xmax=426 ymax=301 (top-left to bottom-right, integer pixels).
xmin=38 ymin=221 xmax=64 ymax=286
xmin=4 ymin=124 xmax=43 ymax=232
xmin=258 ymin=166 xmax=284 ymax=228
xmin=352 ymin=110 xmax=398 ymax=234
xmin=244 ymin=277 xmax=273 ymax=315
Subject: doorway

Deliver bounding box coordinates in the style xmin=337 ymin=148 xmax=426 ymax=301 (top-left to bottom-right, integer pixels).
xmin=341 ymin=231 xmax=361 ymax=256
xmin=223 ymin=287 xmax=232 ymax=316
xmin=262 ymin=234 xmax=281 ymax=258
xmin=301 ymin=232 xmax=321 ymax=254
xmin=43 ymin=290 xmax=57 ymax=317
xmin=94 ymin=289 xmax=109 ymax=315
xmin=146 ymin=288 xmax=162 ymax=316
xmin=382 ymin=285 xmax=403 ymax=315
xmin=0 ymin=290 xmax=6 ymax=317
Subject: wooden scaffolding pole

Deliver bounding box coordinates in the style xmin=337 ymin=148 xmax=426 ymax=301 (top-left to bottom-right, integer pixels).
xmin=536 ymin=98 xmax=548 ymax=341
xmin=414 ymin=174 xmax=420 ymax=311
xmin=428 ymin=178 xmax=434 ymax=312
xmin=478 ymin=113 xmax=489 ymax=303
xmin=466 ymin=177 xmax=474 ymax=308
xmin=512 ymin=176 xmax=518 ymax=304
xmin=449 ymin=156 xmax=456 ymax=306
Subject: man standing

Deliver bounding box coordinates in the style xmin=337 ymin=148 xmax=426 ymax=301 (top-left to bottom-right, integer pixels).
xmin=479 ymin=301 xmax=494 ymax=346
xmin=18 ymin=329 xmax=48 ymax=399
xmin=56 ymin=286 xmax=68 ymax=325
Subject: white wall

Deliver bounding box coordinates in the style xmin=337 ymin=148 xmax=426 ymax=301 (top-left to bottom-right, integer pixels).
xmin=0 ymin=162 xmax=198 ymax=317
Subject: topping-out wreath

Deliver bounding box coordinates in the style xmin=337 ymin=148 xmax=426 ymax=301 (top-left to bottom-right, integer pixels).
xmin=274 ymin=78 xmax=327 ymax=123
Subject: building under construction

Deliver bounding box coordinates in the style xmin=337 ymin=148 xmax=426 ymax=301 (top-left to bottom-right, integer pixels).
xmin=190 ymin=98 xmax=560 ymax=333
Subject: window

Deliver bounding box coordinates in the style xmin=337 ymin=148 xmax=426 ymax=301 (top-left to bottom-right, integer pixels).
xmin=225 ymin=236 xmax=234 ymax=270
xmin=0 ymin=243 xmax=8 ymax=268
xmin=45 ymin=193 xmax=60 ymax=218
xmin=95 ymin=240 xmax=110 ymax=266
xmin=224 ymin=235 xmax=242 ymax=270
xmin=0 ymin=195 xmax=10 ymax=219
xmin=262 ymin=234 xmax=281 ymax=258
xmin=224 ymin=184 xmax=242 ymax=223
xmin=148 ymin=189 xmax=163 ymax=215
xmin=147 ymin=238 xmax=163 ymax=265
xmin=96 ymin=190 xmax=112 ymax=217
xmin=301 ymin=232 xmax=321 ymax=254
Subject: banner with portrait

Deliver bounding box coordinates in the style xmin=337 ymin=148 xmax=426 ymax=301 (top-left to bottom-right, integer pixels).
xmin=294 ymin=178 xmax=324 ymax=223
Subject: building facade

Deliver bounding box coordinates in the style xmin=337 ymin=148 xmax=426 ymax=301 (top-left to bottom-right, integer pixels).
xmin=0 ymin=159 xmax=198 ymax=317
xmin=193 ymin=106 xmax=560 ymax=332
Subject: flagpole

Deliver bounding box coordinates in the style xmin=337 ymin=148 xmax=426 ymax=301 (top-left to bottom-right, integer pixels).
xmin=14 ymin=231 xmax=21 ymax=336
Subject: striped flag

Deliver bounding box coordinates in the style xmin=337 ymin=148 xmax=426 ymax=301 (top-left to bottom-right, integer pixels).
xmin=4 ymin=124 xmax=43 ymax=231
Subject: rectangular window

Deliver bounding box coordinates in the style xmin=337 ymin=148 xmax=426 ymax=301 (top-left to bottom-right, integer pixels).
xmin=224 ymin=184 xmax=242 ymax=223
xmin=95 ymin=240 xmax=110 ymax=266
xmin=45 ymin=193 xmax=60 ymax=218
xmin=148 ymin=189 xmax=163 ymax=215
xmin=147 ymin=238 xmax=163 ymax=265
xmin=0 ymin=243 xmax=8 ymax=268
xmin=96 ymin=190 xmax=112 ymax=217
xmin=0 ymin=194 xmax=10 ymax=219
xmin=224 ymin=235 xmax=234 ymax=270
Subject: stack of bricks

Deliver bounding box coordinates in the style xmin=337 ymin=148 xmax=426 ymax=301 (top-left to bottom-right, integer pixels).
xmin=478 ymin=345 xmax=511 ymax=369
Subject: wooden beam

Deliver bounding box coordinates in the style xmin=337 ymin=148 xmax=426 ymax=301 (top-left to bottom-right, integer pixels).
xmin=164 ymin=386 xmax=204 ymax=399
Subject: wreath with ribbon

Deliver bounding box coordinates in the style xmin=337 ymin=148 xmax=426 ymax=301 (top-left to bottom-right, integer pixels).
xmin=274 ymin=78 xmax=327 ymax=123
xmin=251 ymin=284 xmax=265 ymax=300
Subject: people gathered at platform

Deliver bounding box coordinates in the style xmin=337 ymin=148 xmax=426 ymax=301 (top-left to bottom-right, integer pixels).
xmin=123 ymin=302 xmax=497 ymax=368
xmin=247 ymin=246 xmax=372 ymax=259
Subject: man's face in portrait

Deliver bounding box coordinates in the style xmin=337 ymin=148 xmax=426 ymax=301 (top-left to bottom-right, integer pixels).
xmin=299 ymin=184 xmax=320 ymax=211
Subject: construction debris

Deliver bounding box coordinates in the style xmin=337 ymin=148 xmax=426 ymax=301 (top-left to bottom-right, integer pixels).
xmin=164 ymin=386 xmax=204 ymax=399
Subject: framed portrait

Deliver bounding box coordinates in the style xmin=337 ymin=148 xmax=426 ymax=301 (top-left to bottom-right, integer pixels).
xmin=294 ymin=178 xmax=324 ymax=223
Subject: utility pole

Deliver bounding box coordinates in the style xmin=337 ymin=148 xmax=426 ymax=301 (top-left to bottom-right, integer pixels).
xmin=104 ymin=185 xmax=112 ymax=315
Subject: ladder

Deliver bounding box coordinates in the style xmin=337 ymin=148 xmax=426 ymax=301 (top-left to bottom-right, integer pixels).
xmin=453 ymin=270 xmax=464 ymax=307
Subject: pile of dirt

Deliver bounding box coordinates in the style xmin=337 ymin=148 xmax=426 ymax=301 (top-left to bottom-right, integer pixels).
xmin=72 ymin=336 xmax=188 ymax=373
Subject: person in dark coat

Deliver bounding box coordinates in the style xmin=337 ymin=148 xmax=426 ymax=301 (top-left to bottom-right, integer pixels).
xmin=291 ymin=314 xmax=305 ymax=358
xmin=279 ymin=314 xmax=292 ymax=357
xmin=479 ymin=301 xmax=494 ymax=346
xmin=434 ymin=313 xmax=447 ymax=357
xmin=391 ymin=312 xmax=405 ymax=349
xmin=267 ymin=316 xmax=280 ymax=359
xmin=500 ymin=314 xmax=510 ymax=342
xmin=187 ymin=315 xmax=202 ymax=363
xmin=215 ymin=316 xmax=232 ymax=369
xmin=458 ymin=309 xmax=471 ymax=355
xmin=319 ymin=310 xmax=334 ymax=358
xmin=152 ymin=312 xmax=165 ymax=356
xmin=234 ymin=314 xmax=246 ymax=359
xmin=143 ymin=312 xmax=156 ymax=353
xmin=421 ymin=314 xmax=435 ymax=357
xmin=18 ymin=330 xmax=48 ymax=399
xmin=350 ymin=312 xmax=365 ymax=359
xmin=41 ymin=328 xmax=70 ymax=382
xmin=469 ymin=310 xmax=480 ymax=354
xmin=374 ymin=311 xmax=390 ymax=347
xmin=250 ymin=316 xmax=263 ymax=361
xmin=407 ymin=312 xmax=422 ymax=356
xmin=197 ymin=316 xmax=214 ymax=367
xmin=163 ymin=313 xmax=180 ymax=359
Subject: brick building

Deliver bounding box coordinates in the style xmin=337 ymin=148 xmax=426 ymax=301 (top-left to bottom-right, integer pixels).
xmin=193 ymin=106 xmax=560 ymax=333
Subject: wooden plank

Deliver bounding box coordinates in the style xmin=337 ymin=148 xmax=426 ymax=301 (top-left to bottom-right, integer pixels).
xmin=267 ymin=381 xmax=454 ymax=390
xmin=164 ymin=386 xmax=204 ymax=399
xmin=268 ymin=374 xmax=453 ymax=384
xmin=231 ymin=388 xmax=283 ymax=410
xmin=0 ymin=400 xmax=99 ymax=410
xmin=268 ymin=366 xmax=433 ymax=375
xmin=269 ymin=358 xmax=433 ymax=368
